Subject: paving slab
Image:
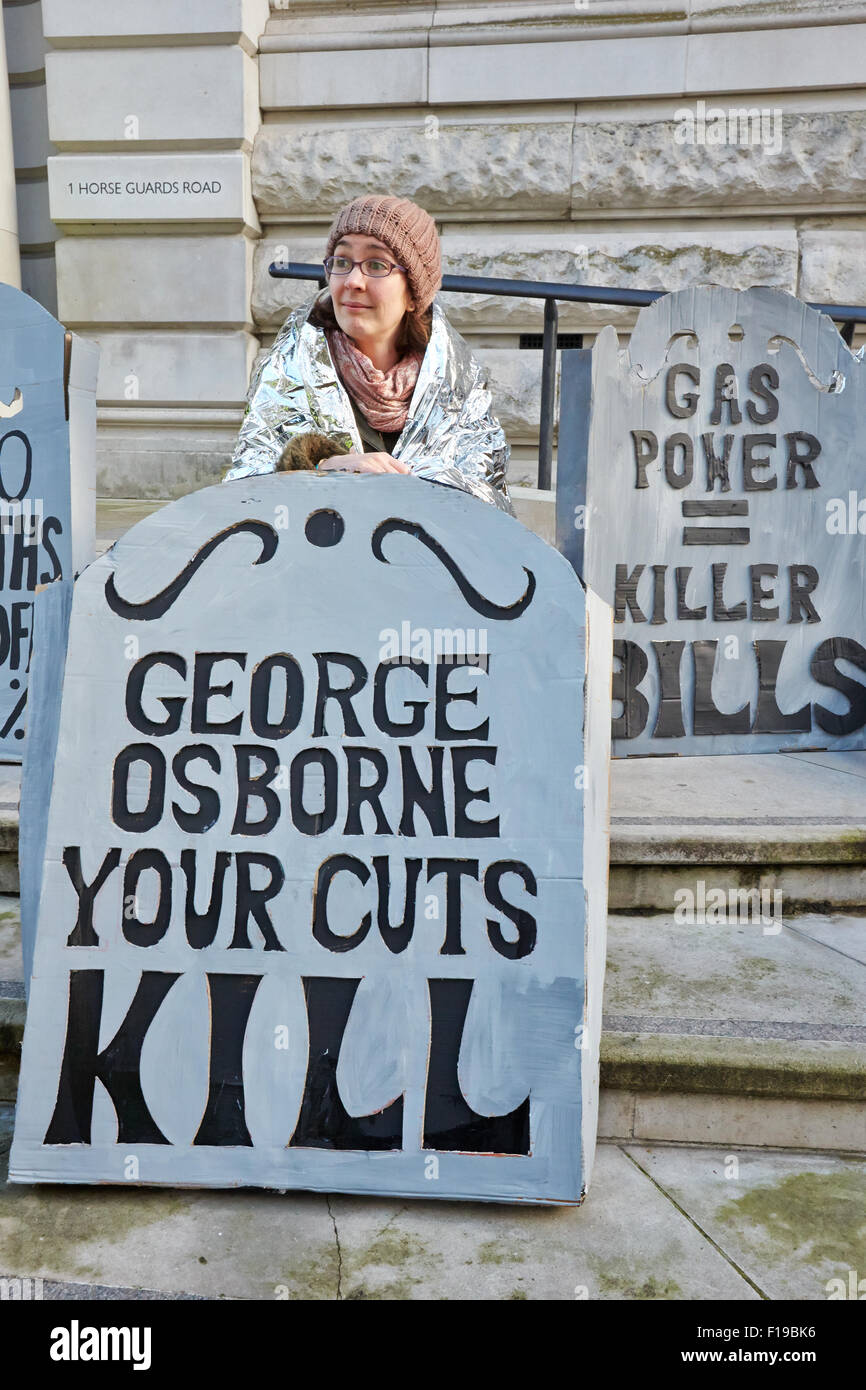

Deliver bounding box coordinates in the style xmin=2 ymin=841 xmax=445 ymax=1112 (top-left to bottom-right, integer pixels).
xmin=604 ymin=914 xmax=866 ymax=1037
xmin=611 ymin=753 xmax=866 ymax=826
xmin=782 ymin=751 xmax=866 ymax=781
xmin=625 ymin=1144 xmax=866 ymax=1301
xmin=0 ymin=1105 xmax=754 ymax=1301
xmin=787 ymin=915 xmax=866 ymax=968
xmin=0 ymin=1104 xmax=337 ymax=1301
xmin=326 ymin=1144 xmax=756 ymax=1301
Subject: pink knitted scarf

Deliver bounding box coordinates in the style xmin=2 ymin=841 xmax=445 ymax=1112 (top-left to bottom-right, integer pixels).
xmin=327 ymin=327 xmax=422 ymax=433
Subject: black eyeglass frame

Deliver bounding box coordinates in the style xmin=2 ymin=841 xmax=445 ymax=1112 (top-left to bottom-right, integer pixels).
xmin=323 ymin=255 xmax=408 ymax=279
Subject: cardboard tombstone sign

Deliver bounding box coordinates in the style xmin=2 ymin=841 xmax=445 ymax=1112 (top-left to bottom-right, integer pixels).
xmin=11 ymin=474 xmax=612 ymax=1205
xmin=0 ymin=283 xmax=97 ymax=759
xmin=575 ymin=286 xmax=866 ymax=756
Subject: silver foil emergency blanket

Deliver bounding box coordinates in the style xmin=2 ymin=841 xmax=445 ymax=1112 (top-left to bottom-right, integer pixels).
xmin=223 ymin=295 xmax=515 ymax=515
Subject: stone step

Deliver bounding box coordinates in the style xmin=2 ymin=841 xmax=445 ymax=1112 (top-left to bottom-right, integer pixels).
xmin=610 ymin=750 xmax=866 ymax=913
xmin=4 ymin=912 xmax=864 ymax=1154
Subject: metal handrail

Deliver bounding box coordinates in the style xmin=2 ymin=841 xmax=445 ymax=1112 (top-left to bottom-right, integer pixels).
xmin=269 ymin=261 xmax=866 ymax=490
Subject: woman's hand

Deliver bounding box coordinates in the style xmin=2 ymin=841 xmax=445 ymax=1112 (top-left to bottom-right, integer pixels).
xmin=318 ymin=452 xmax=411 ymax=475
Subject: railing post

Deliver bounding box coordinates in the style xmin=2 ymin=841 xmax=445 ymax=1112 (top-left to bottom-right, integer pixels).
xmin=538 ymin=298 xmax=558 ymax=491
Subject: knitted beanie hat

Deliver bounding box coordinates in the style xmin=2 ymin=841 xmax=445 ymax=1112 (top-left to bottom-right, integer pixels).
xmin=325 ymin=195 xmax=442 ymax=313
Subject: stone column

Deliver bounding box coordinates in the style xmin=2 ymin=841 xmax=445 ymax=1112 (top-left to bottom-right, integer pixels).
xmin=0 ymin=3 xmax=21 ymax=288
xmin=41 ymin=0 xmax=269 ymax=497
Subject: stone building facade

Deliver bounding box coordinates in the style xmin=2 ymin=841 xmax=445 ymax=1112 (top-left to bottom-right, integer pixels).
xmin=3 ymin=0 xmax=865 ymax=501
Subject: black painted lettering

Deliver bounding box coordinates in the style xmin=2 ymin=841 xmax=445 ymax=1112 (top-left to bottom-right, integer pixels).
xmin=650 ymin=565 xmax=666 ymax=625
xmin=289 ymin=977 xmax=403 ymax=1149
xmin=785 ymin=432 xmax=821 ymax=489
xmin=44 ymin=970 xmax=179 ymax=1145
xmin=313 ymin=652 xmax=367 ymax=736
xmin=675 ymin=567 xmax=707 ymax=621
xmin=789 ymin=565 xmax=820 ymax=624
xmin=709 ymin=363 xmax=742 ymax=426
xmin=811 ymin=637 xmax=866 ymax=736
xmin=249 ymin=654 xmax=303 ymax=740
xmin=290 ymin=748 xmax=338 ymax=835
xmin=664 ymin=433 xmax=694 ymax=489
xmin=193 ymin=974 xmax=262 ymax=1146
xmin=435 ymin=659 xmax=489 ymax=741
xmin=631 ymin=430 xmax=657 ymax=488
xmin=312 ymin=854 xmax=372 ymax=952
xmin=701 ymin=433 xmax=733 ymax=492
xmin=752 ymin=640 xmax=810 ymax=733
xmin=484 ymin=861 xmax=537 ymax=959
xmin=230 ymin=853 xmax=285 ymax=950
xmin=373 ymin=856 xmax=422 ymax=954
xmin=742 ymin=434 xmax=777 ymax=490
xmin=427 ymin=859 xmax=479 ymax=955
xmin=750 ymin=564 xmax=779 ymax=622
xmin=373 ymin=659 xmax=429 ymax=735
xmin=125 ymin=652 xmax=187 ymax=736
xmin=692 ymin=641 xmax=750 ymax=734
xmin=232 ymin=745 xmax=281 ymax=836
xmin=451 ymin=746 xmax=499 ymax=837
xmin=182 ymin=848 xmax=231 ymax=949
xmin=344 ymin=747 xmax=392 ymax=835
xmin=613 ymin=564 xmax=646 ymax=623
xmin=612 ymin=639 xmax=649 ymax=739
xmin=651 ymin=640 xmax=686 ymax=738
xmin=422 ymin=979 xmax=529 ymax=1154
xmin=191 ymin=652 xmax=246 ymax=735
xmin=746 ymin=364 xmax=780 ymax=424
xmin=122 ymin=849 xmax=172 ymax=947
xmin=665 ymin=363 xmax=701 ymax=419
xmin=63 ymin=846 xmax=121 ymax=947
xmin=399 ymin=745 xmax=447 ymax=835
xmin=712 ymin=564 xmax=747 ymax=622
xmin=171 ymin=744 xmax=221 ymax=833
xmin=39 ymin=516 xmax=63 ymax=584
xmin=111 ymin=743 xmax=166 ymax=832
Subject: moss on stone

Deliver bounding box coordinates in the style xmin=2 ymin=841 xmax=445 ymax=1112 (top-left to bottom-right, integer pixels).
xmin=597 ymin=1270 xmax=682 ymax=1298
xmin=718 ymin=1169 xmax=866 ymax=1265
xmin=477 ymin=1240 xmax=525 ymax=1265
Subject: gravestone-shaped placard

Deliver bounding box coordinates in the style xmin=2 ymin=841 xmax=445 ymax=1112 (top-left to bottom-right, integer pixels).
xmin=566 ymin=286 xmax=866 ymax=755
xmin=11 ymin=474 xmax=612 ymax=1205
xmin=0 ymin=283 xmax=98 ymax=758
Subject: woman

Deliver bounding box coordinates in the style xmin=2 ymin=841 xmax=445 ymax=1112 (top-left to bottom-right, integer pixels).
xmin=224 ymin=194 xmax=514 ymax=514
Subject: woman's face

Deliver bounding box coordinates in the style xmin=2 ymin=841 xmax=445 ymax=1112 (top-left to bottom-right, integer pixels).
xmin=328 ymin=233 xmax=414 ymax=347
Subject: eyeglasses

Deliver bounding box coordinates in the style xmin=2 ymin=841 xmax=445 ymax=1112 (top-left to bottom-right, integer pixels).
xmin=324 ymin=255 xmax=407 ymax=279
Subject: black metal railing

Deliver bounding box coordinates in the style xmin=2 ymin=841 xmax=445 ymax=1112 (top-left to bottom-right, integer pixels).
xmin=270 ymin=261 xmax=866 ymax=492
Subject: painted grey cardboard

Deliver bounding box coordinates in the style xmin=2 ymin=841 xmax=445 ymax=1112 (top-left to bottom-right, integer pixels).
xmin=582 ymin=286 xmax=866 ymax=755
xmin=10 ymin=473 xmax=611 ymax=1205
xmin=0 ymin=282 xmax=96 ymax=760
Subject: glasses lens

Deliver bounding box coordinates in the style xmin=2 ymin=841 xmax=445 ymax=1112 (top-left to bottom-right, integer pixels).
xmin=362 ymin=259 xmax=392 ymax=276
xmin=328 ymin=256 xmax=352 ymax=274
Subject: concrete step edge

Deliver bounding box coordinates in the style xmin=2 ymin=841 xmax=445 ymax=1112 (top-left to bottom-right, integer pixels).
xmin=601 ymin=1032 xmax=866 ymax=1101
xmin=611 ymin=825 xmax=866 ymax=865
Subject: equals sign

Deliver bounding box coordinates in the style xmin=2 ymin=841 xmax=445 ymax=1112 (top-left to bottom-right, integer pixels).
xmin=682 ymin=499 xmax=750 ymax=545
